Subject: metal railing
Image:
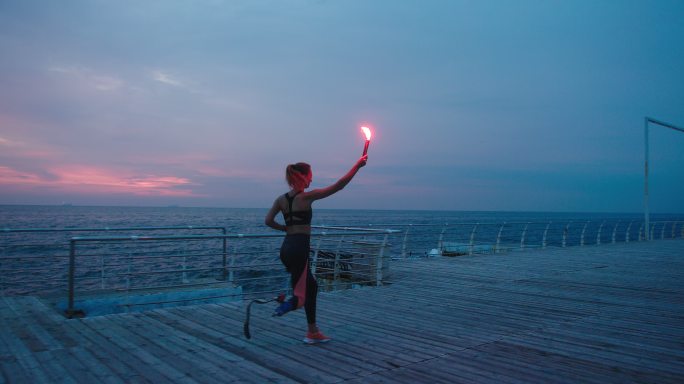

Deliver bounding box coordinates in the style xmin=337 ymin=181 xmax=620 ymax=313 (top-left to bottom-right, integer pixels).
xmin=325 ymin=220 xmax=683 ymax=258
xmin=2 ymin=219 xmax=681 ymax=317
xmin=0 ymin=226 xmax=227 ymax=296
xmin=62 ymin=229 xmax=397 ymax=318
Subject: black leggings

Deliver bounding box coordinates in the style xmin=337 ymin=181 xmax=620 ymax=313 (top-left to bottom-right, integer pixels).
xmin=280 ymin=234 xmax=318 ymax=324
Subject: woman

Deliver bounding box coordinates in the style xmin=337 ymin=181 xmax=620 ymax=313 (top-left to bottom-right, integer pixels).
xmin=264 ymin=155 xmax=368 ymax=344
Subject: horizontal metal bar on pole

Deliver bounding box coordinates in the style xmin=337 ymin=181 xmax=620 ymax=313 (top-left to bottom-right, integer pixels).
xmin=313 ymin=225 xmax=401 ymax=233
xmin=647 ymin=117 xmax=684 ymax=132
xmin=102 ymin=267 xmax=225 ymax=278
xmin=70 ymin=231 xmax=398 ymax=242
xmin=118 ymin=293 xmax=243 ymax=308
xmin=337 ymin=220 xmax=665 ymax=228
xmin=101 ymin=281 xmax=235 ymax=293
xmin=2 ymin=226 xmax=226 ymax=233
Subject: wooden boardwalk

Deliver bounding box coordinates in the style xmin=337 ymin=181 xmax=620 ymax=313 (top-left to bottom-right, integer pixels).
xmin=1 ymin=240 xmax=683 ymax=383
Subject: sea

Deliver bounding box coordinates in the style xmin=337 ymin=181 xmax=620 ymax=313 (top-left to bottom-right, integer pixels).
xmin=2 ymin=205 xmax=679 ymax=231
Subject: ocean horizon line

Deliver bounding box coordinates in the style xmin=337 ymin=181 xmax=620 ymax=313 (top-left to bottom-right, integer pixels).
xmin=1 ymin=203 xmax=681 ymax=216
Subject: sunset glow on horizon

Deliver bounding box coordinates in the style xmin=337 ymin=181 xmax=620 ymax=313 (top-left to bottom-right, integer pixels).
xmin=0 ymin=165 xmax=194 ymax=197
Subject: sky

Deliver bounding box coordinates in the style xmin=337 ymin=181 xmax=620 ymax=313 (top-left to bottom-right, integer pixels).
xmin=1 ymin=0 xmax=683 ymax=213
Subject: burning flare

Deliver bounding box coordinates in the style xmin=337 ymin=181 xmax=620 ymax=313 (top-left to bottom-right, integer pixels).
xmin=361 ymin=126 xmax=372 ymax=141
xmin=360 ymin=126 xmax=372 ymax=156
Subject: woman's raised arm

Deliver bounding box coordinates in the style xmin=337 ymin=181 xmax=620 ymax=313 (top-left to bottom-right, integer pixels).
xmin=304 ymin=155 xmax=367 ymax=202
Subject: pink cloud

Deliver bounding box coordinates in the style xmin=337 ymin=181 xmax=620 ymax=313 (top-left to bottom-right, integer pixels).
xmin=0 ymin=166 xmax=45 ymax=185
xmin=0 ymin=165 xmax=196 ymax=197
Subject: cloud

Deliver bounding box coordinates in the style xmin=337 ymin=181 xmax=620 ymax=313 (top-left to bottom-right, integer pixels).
xmin=0 ymin=131 xmax=61 ymax=160
xmin=0 ymin=136 xmax=18 ymax=147
xmin=0 ymin=166 xmax=44 ymax=185
xmin=0 ymin=165 xmax=195 ymax=197
xmin=48 ymin=65 xmax=123 ymax=91
xmin=152 ymin=70 xmax=183 ymax=87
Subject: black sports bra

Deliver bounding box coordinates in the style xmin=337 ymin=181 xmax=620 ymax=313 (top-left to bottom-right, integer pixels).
xmin=283 ymin=192 xmax=312 ymax=226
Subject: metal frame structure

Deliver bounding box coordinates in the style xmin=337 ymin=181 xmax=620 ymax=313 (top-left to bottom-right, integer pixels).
xmin=64 ymin=229 xmax=398 ymax=318
xmin=4 ymin=221 xmax=683 ymax=319
xmin=644 ymin=117 xmax=684 ymax=240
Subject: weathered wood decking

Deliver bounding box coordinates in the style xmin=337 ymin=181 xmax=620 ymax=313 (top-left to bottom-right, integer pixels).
xmin=2 ymin=240 xmax=684 ymax=383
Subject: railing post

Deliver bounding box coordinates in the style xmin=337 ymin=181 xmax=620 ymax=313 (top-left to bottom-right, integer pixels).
xmin=65 ymin=239 xmax=84 ymax=319
xmin=222 ymin=228 xmax=228 ymax=281
xmin=626 ymin=221 xmax=633 ymax=243
xmin=495 ymin=222 xmax=505 ymax=253
xmin=401 ymin=225 xmax=411 ymax=259
xmin=469 ymin=223 xmax=479 ymax=255
xmin=376 ymin=233 xmax=389 ymax=286
xmin=562 ymin=222 xmax=570 ymax=248
xmin=100 ymin=253 xmax=105 ymax=290
xmin=310 ymin=236 xmax=324 ymax=275
xmin=127 ymin=250 xmax=133 ymax=290
xmin=671 ymin=222 xmax=677 ymax=239
xmin=67 ymin=239 xmax=76 ymax=315
xmin=333 ymin=236 xmax=344 ymax=284
xmin=612 ymin=221 xmax=619 ymax=244
xmin=229 ymin=238 xmax=238 ymax=284
xmin=661 ymin=222 xmax=667 ymax=240
xmin=437 ymin=223 xmax=448 ymax=255
xmin=520 ymin=223 xmax=529 ymax=250
xmin=542 ymin=222 xmax=551 ymax=249
xmin=650 ymin=223 xmax=656 ymax=241
xmin=638 ymin=223 xmax=644 ymax=241
xmin=181 ymin=250 xmax=188 ymax=284
xmin=580 ymin=222 xmax=588 ymax=246
xmin=596 ymin=221 xmax=605 ymax=245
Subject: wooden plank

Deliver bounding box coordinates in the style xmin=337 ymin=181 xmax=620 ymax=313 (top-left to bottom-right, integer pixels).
xmin=0 ymin=355 xmax=32 ymax=384
xmin=2 ymin=297 xmax=72 ymax=352
xmin=32 ymin=350 xmax=79 ymax=384
xmin=68 ymin=346 xmax=126 ymax=384
xmin=146 ymin=308 xmax=343 ymax=383
xmin=131 ymin=310 xmax=296 ymax=383
xmin=80 ymin=316 xmax=197 ymax=383
xmin=191 ymin=305 xmax=371 ymax=381
xmin=59 ymin=317 xmax=152 ymax=383
xmin=104 ymin=314 xmax=228 ymax=384
xmin=195 ymin=304 xmax=386 ymax=377
xmin=0 ymin=302 xmax=54 ymax=383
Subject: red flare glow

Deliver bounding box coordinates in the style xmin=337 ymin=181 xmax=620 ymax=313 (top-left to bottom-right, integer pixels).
xmin=361 ymin=126 xmax=372 ymax=141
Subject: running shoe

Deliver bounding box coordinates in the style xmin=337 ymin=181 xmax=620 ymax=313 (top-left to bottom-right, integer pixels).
xmin=272 ymin=298 xmax=295 ymax=317
xmin=303 ymin=331 xmax=331 ymax=344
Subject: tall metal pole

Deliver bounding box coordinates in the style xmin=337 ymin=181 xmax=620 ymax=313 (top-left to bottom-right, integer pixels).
xmin=644 ymin=118 xmax=650 ymax=240
xmin=644 ymin=117 xmax=684 ymax=241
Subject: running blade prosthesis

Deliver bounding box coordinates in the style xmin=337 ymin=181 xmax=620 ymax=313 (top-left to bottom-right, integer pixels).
xmin=243 ymin=293 xmax=286 ymax=339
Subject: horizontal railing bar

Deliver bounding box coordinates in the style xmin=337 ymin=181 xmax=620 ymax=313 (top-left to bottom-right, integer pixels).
xmin=231 ymin=276 xmax=289 ymax=284
xmin=81 ymin=252 xmax=229 ymax=260
xmin=242 ymin=289 xmax=288 ymax=299
xmin=92 ymin=280 xmax=234 ymax=293
xmin=73 ymin=270 xmax=386 ymax=285
xmin=325 ymin=220 xmax=678 ymax=227
xmin=313 ymin=225 xmax=402 ymax=233
xmin=3 ymin=221 xmax=678 ymax=237
xmin=101 ymin=267 xmax=226 ymax=277
xmin=119 ymin=292 xmax=252 ymax=308
xmin=2 ymin=226 xmax=226 ymax=233
xmin=70 ymin=231 xmax=398 ymax=242
xmin=0 ymin=255 xmax=70 ymax=260
xmin=1 ymin=279 xmax=68 ymax=286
